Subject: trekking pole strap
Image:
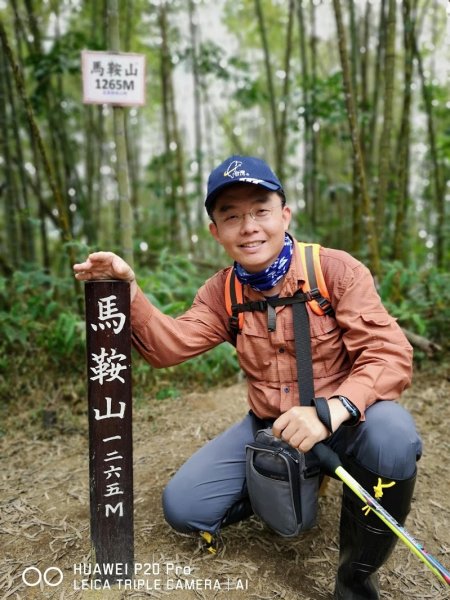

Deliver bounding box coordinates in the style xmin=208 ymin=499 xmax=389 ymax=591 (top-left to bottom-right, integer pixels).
xmin=312 ymin=396 xmax=333 ymax=434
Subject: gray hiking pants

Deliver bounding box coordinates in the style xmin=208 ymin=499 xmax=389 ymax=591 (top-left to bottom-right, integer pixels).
xmin=162 ymin=400 xmax=422 ymax=534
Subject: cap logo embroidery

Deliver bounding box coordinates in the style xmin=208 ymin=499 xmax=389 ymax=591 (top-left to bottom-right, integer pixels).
xmin=224 ymin=160 xmax=249 ymax=179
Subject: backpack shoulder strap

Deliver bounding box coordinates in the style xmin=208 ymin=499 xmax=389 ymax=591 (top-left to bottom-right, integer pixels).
xmin=225 ymin=268 xmax=244 ymax=337
xmin=223 ymin=242 xmax=334 ymax=338
xmin=297 ymin=242 xmax=333 ymax=316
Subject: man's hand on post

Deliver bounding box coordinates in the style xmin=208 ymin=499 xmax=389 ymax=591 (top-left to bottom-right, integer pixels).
xmin=73 ymin=251 xmax=138 ymax=301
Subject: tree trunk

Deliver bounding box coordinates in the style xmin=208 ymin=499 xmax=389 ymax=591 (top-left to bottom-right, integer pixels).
xmin=351 ymin=0 xmax=370 ymax=255
xmin=158 ymin=2 xmax=181 ymax=251
xmin=367 ymin=0 xmax=386 ymax=179
xmin=309 ymin=2 xmax=319 ymax=227
xmin=4 ymin=50 xmax=35 ymax=264
xmin=402 ymin=327 xmax=442 ymax=357
xmin=376 ymin=0 xmax=397 ymax=236
xmin=23 ymin=0 xmax=67 ymax=210
xmin=392 ymin=0 xmax=414 ymax=264
xmin=296 ymin=0 xmax=311 ymax=217
xmin=83 ymin=104 xmax=98 ymax=246
xmin=0 ymin=17 xmax=78 ymax=279
xmin=348 ymin=0 xmax=359 ymax=107
xmin=123 ymin=1 xmax=141 ymax=233
xmin=162 ymin=6 xmax=192 ymax=249
xmin=188 ymin=0 xmax=205 ymax=231
xmin=168 ymin=72 xmax=193 ymax=251
xmin=254 ymin=0 xmax=280 ymax=171
xmin=332 ymin=0 xmax=381 ymax=280
xmin=12 ymin=0 xmax=51 ymax=269
xmin=107 ymin=0 xmax=134 ymax=267
xmin=81 ymin=1 xmax=106 ymax=247
xmin=277 ymin=0 xmax=295 ymax=183
xmin=412 ymin=24 xmax=444 ymax=268
xmin=359 ymin=0 xmax=371 ymax=172
xmin=0 ymin=48 xmax=20 ymax=267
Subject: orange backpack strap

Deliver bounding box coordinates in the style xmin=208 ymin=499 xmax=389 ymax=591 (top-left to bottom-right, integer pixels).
xmin=297 ymin=242 xmax=333 ymax=316
xmin=224 ymin=242 xmax=333 ymax=339
xmin=225 ymin=268 xmax=244 ymax=336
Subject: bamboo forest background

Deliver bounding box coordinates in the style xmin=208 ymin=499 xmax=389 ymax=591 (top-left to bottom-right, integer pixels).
xmin=0 ymin=0 xmax=449 ymax=411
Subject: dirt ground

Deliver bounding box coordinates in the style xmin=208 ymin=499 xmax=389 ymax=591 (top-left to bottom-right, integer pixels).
xmin=1 ymin=367 xmax=449 ymax=600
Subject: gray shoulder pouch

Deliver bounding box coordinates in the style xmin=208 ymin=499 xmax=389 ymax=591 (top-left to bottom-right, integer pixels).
xmin=246 ymin=428 xmax=320 ymax=537
xmin=244 ymin=286 xmax=331 ymax=537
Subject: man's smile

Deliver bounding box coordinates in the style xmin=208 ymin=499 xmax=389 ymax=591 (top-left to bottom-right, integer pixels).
xmin=239 ymin=241 xmax=266 ymax=248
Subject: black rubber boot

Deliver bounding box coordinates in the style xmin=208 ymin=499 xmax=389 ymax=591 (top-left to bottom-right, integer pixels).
xmin=199 ymin=499 xmax=253 ymax=555
xmin=334 ymin=460 xmax=416 ymax=600
xmin=221 ymin=497 xmax=253 ymax=528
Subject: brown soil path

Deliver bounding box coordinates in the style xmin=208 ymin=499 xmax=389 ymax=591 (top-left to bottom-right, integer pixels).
xmin=1 ymin=371 xmax=449 ymax=599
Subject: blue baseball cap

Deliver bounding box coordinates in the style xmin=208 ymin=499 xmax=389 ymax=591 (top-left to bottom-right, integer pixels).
xmin=205 ymin=155 xmax=284 ymax=214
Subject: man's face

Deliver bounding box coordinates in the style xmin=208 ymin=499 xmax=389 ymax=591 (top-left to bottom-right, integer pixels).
xmin=209 ymin=183 xmax=291 ymax=273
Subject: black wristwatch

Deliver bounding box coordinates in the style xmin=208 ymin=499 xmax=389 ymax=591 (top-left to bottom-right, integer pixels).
xmin=331 ymin=395 xmax=361 ymax=426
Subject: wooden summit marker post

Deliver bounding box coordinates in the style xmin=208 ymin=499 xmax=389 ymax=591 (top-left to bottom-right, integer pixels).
xmin=85 ymin=280 xmax=134 ymax=583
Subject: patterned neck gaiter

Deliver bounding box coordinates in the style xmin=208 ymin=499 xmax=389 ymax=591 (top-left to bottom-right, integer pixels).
xmin=234 ymin=233 xmax=293 ymax=292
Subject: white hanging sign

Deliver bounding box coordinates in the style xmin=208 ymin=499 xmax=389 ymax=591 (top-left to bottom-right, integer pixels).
xmin=81 ymin=50 xmax=146 ymax=106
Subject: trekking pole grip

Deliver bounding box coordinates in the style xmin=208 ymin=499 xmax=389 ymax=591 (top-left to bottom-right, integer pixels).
xmin=312 ymin=442 xmax=342 ymax=473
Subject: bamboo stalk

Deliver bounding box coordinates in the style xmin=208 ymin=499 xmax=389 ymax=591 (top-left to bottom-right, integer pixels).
xmin=332 ymin=0 xmax=381 ymax=281
xmin=0 ymin=16 xmax=79 ymax=285
xmin=107 ymin=0 xmax=134 ymax=268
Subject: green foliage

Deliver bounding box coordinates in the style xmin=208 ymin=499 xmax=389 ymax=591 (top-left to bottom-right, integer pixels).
xmin=306 ymin=72 xmax=347 ymax=126
xmin=138 ymin=247 xmax=201 ymax=310
xmin=0 ymin=252 xmax=240 ymax=408
xmin=379 ymin=262 xmax=450 ymax=349
xmin=134 ymin=249 xmax=240 ymax=396
xmin=0 ymin=268 xmax=86 ymax=409
xmin=0 ymin=269 xmax=85 ymax=371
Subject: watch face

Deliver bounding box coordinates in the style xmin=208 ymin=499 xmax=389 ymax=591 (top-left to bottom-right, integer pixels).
xmin=340 ymin=396 xmax=360 ymax=420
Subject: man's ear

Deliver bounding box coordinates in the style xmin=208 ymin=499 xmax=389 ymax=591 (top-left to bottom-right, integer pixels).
xmin=282 ymin=205 xmax=292 ymax=231
xmin=209 ymin=221 xmax=221 ymax=243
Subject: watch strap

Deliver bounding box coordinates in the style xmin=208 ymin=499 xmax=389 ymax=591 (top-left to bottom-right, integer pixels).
xmin=332 ymin=395 xmax=360 ymax=426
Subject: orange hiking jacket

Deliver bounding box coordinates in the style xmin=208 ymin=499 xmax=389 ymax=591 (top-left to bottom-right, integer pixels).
xmin=130 ymin=240 xmax=413 ymax=420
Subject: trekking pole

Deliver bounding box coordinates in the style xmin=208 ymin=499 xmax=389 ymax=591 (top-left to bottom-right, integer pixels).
xmin=312 ymin=443 xmax=450 ymax=586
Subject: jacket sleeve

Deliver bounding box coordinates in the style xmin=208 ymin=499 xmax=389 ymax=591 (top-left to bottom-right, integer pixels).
xmin=324 ymin=252 xmax=413 ymax=418
xmin=130 ymin=270 xmax=233 ymax=368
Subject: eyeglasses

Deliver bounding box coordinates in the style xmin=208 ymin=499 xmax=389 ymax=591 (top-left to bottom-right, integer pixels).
xmin=216 ymin=203 xmax=283 ymax=229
